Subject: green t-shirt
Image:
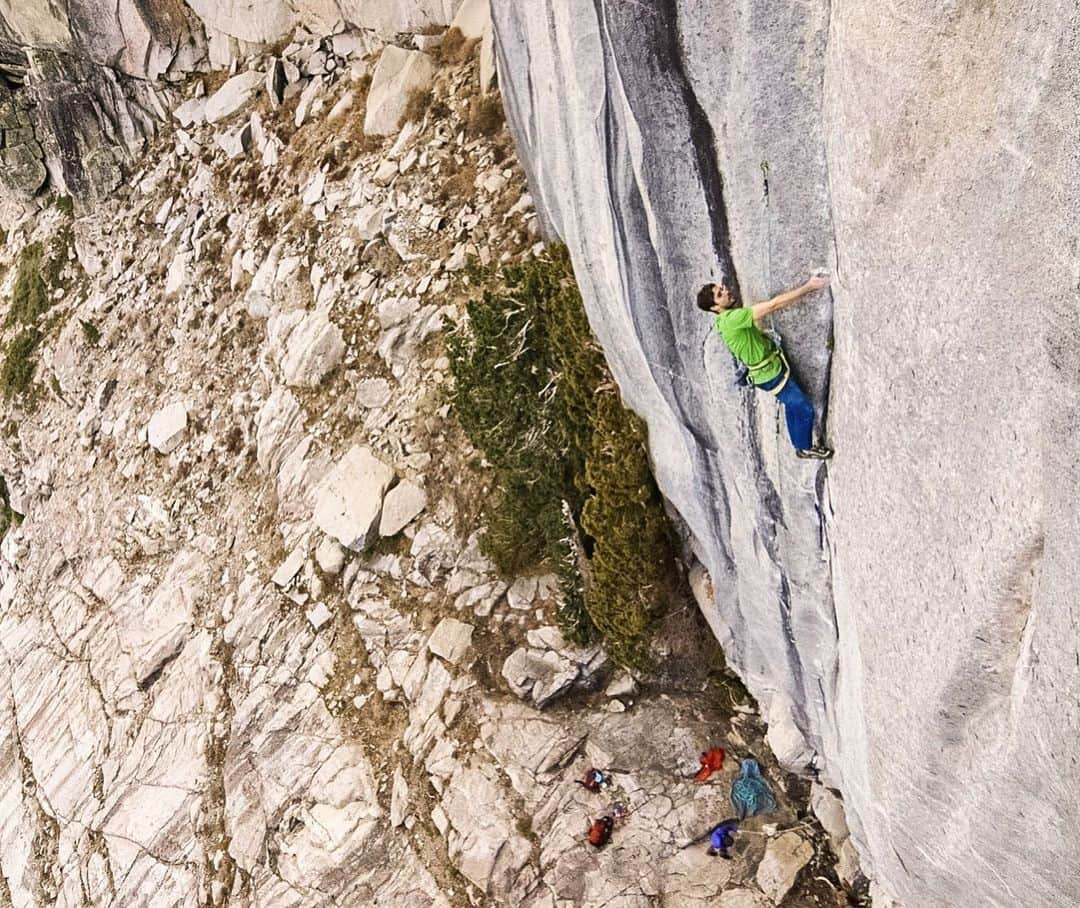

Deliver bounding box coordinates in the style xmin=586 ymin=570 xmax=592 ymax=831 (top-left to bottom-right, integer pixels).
xmin=714 ymin=307 xmax=782 ymax=384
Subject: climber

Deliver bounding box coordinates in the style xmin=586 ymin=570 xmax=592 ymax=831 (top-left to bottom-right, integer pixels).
xmin=697 ymin=272 xmax=833 ymax=460
xmin=706 ymin=818 xmax=740 ymax=859
xmin=587 ymin=815 xmax=615 ymax=848
xmin=691 ymin=747 xmax=725 ymax=783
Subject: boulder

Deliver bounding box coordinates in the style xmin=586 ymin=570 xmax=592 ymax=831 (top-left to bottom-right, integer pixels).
xmin=356 ymin=377 xmax=392 ymax=410
xmin=269 ymin=310 xmax=346 ymax=388
xmin=147 ymin=402 xmax=188 ymax=454
xmin=204 ymin=70 xmax=265 ymax=124
xmin=271 ymin=546 xmax=306 ymax=588
xmin=315 ymin=536 xmax=347 ymax=575
xmin=501 ymin=647 xmax=578 ymax=708
xmin=810 ymin=784 xmax=850 ymax=847
xmin=0 ymin=138 xmax=47 ymax=198
xmin=352 ymin=1 xmax=463 ymax=38
xmin=363 ymin=46 xmax=435 ymax=137
xmin=313 ymin=446 xmax=396 ymax=551
xmin=255 ymin=386 xmax=306 ymax=475
xmin=427 ymin=617 xmax=474 ymax=666
xmin=214 ymin=121 xmax=252 ymax=158
xmin=756 ymin=832 xmax=813 ymax=904
xmin=506 ymin=575 xmax=537 ymax=610
xmin=452 ymin=0 xmax=490 ymax=38
xmin=164 ymin=251 xmax=190 ymax=296
xmin=306 ymin=602 xmax=333 ymax=630
xmin=173 ymin=97 xmax=206 ymax=128
xmin=379 ymin=480 xmax=427 ymax=537
xmin=265 ymin=58 xmax=287 ymax=106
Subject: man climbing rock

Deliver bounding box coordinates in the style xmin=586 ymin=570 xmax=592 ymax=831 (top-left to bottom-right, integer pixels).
xmin=697 ymin=273 xmax=833 ymax=459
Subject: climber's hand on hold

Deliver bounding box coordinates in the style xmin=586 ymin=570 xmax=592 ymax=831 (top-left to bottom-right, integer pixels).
xmin=804 ymin=272 xmax=830 ymax=292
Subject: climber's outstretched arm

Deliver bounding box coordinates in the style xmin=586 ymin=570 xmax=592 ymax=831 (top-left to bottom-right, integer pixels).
xmin=750 ymin=273 xmax=830 ymax=324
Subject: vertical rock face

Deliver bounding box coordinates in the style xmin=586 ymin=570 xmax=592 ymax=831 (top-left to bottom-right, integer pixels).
xmin=491 ymin=1 xmax=1079 ymax=906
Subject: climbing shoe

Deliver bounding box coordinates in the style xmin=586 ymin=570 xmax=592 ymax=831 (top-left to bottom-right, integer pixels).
xmin=796 ymin=445 xmax=833 ymax=460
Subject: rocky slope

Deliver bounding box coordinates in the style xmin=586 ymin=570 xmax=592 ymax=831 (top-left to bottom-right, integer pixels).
xmin=492 ymin=2 xmax=1079 ymax=907
xmin=3 ymin=1 xmax=1075 ymax=906
xmin=0 ymin=15 xmax=853 ymax=908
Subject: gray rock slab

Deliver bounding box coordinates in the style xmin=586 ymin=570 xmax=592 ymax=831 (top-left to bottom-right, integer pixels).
xmin=491 ymin=2 xmax=1080 ymax=905
xmin=379 ymin=479 xmax=427 ymax=537
xmin=427 ymin=617 xmax=474 ymax=666
xmin=756 ymin=833 xmax=813 ymax=904
xmin=204 ymin=70 xmax=265 ymax=124
xmin=269 ymin=310 xmax=346 ymax=389
xmin=313 ymin=445 xmax=396 ymax=551
xmin=364 ymin=46 xmax=435 ymax=137
xmin=146 ymin=402 xmax=187 ymax=454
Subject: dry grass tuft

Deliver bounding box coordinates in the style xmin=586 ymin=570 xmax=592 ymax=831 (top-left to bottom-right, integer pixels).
xmin=401 ymin=87 xmax=434 ymax=127
xmin=436 ymin=160 xmax=478 ymax=205
xmin=432 ymin=28 xmax=479 ymax=65
xmin=466 ymin=95 xmax=505 ymax=137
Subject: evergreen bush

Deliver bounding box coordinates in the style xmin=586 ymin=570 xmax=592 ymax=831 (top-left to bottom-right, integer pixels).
xmin=447 ymin=246 xmax=675 ymax=665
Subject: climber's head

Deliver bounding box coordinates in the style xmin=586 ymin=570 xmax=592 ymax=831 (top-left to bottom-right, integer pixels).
xmin=697 ymin=280 xmax=734 ymax=313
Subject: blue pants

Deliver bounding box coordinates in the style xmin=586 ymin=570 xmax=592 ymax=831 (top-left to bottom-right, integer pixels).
xmin=757 ymin=370 xmax=814 ymax=450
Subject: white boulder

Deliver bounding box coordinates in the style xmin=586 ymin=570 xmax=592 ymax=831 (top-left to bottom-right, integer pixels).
xmin=379 ymin=480 xmax=427 ymax=537
xmin=756 ymin=832 xmax=814 ymax=904
xmin=315 ymin=536 xmax=347 ymax=575
xmin=364 ymin=46 xmax=435 ymax=137
xmin=313 ymin=446 xmax=396 ymax=551
xmin=268 ymin=310 xmax=346 ymax=388
xmin=427 ymin=618 xmax=474 ymax=666
xmin=147 ymin=402 xmax=188 ymax=454
xmin=390 ymin=766 xmax=409 ymax=828
xmin=204 ymin=70 xmax=265 ymax=124
xmin=451 ymin=0 xmax=490 ymax=38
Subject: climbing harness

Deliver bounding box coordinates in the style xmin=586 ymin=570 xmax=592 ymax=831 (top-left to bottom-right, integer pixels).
xmin=745 ymin=347 xmax=791 ymax=397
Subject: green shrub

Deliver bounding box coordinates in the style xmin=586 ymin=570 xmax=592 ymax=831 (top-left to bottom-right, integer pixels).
xmin=0 ymin=328 xmax=41 ymax=398
xmin=447 ymin=246 xmax=675 ymax=665
xmin=6 ymin=243 xmax=48 ymax=327
xmin=0 ymin=475 xmax=18 ymax=539
xmin=79 ymin=319 xmax=100 ymax=345
xmin=581 ymin=393 xmax=675 ymax=670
